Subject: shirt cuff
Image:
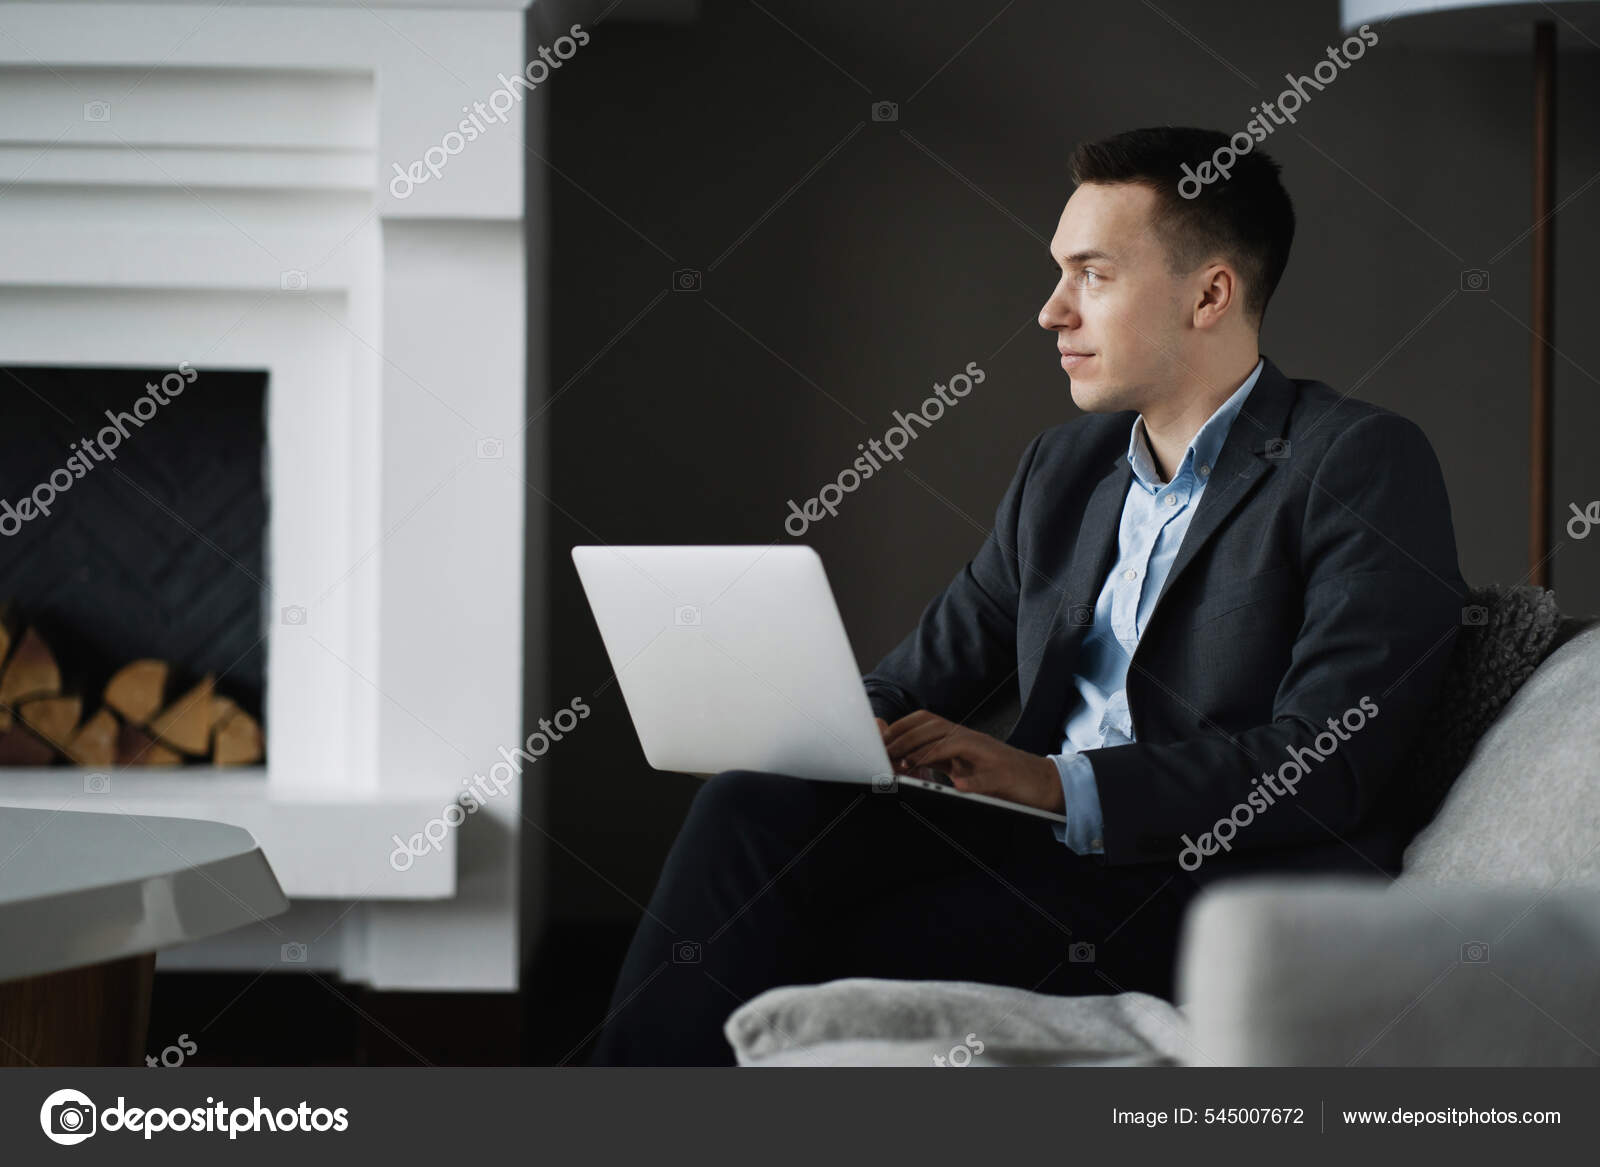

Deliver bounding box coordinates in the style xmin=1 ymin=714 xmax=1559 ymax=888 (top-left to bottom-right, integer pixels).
xmin=1048 ymin=752 xmax=1105 ymax=855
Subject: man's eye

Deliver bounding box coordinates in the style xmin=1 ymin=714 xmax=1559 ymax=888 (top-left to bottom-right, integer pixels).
xmin=1076 ymin=270 xmax=1101 ymax=285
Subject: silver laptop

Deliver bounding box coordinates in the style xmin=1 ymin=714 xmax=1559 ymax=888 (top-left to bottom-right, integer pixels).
xmin=570 ymin=544 xmax=1067 ymax=824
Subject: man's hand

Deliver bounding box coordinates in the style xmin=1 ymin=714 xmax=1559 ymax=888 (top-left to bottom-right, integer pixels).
xmin=876 ymin=711 xmax=1064 ymax=814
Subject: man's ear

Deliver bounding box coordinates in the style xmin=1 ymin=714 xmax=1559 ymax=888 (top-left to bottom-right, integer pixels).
xmin=1192 ymin=261 xmax=1239 ymax=330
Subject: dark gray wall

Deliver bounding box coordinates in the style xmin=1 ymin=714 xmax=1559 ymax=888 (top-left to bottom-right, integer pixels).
xmin=535 ymin=0 xmax=1600 ymax=926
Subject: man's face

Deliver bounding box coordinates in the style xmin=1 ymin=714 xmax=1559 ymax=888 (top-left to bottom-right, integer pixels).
xmin=1038 ymin=182 xmax=1191 ymax=414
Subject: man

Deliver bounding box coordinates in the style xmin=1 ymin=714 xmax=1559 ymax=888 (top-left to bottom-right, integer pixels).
xmin=588 ymin=126 xmax=1465 ymax=1066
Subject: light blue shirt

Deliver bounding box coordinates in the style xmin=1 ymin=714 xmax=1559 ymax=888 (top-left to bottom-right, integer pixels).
xmin=1051 ymin=359 xmax=1264 ymax=853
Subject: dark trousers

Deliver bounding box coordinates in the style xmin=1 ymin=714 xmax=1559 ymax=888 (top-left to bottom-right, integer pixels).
xmin=587 ymin=770 xmax=1200 ymax=1066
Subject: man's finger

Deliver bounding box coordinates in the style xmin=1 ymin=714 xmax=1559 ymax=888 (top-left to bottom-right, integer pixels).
xmin=901 ymin=724 xmax=979 ymax=765
xmin=883 ymin=719 xmax=957 ymax=759
xmin=904 ymin=734 xmax=975 ymax=771
xmin=883 ymin=710 xmax=939 ymax=738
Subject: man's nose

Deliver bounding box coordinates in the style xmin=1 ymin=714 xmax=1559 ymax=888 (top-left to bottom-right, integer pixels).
xmin=1039 ymin=288 xmax=1077 ymax=332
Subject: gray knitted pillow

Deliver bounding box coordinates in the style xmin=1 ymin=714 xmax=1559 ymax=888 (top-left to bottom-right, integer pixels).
xmin=1390 ymin=583 xmax=1569 ymax=835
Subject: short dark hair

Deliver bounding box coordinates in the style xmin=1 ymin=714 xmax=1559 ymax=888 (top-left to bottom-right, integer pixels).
xmin=1068 ymin=126 xmax=1295 ymax=327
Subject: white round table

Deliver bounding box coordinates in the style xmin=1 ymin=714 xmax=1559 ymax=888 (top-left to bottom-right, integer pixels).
xmin=0 ymin=806 xmax=287 ymax=1066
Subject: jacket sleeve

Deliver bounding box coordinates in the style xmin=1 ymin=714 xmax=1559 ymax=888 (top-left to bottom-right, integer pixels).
xmin=1085 ymin=412 xmax=1465 ymax=866
xmin=861 ymin=433 xmax=1043 ymax=725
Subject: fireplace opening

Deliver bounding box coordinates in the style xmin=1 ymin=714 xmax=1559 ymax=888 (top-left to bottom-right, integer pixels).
xmin=0 ymin=364 xmax=268 ymax=768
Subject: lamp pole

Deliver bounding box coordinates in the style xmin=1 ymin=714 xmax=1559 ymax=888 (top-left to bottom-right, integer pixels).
xmin=1529 ymin=20 xmax=1555 ymax=586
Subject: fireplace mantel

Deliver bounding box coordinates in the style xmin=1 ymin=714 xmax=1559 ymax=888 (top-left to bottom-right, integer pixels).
xmin=0 ymin=0 xmax=537 ymax=989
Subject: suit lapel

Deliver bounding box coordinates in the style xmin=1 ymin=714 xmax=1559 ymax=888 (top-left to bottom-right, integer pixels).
xmin=1144 ymin=355 xmax=1297 ymax=622
xmin=1009 ymin=451 xmax=1130 ymax=751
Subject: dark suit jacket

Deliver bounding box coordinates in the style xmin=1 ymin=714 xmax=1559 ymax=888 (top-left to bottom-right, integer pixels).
xmin=862 ymin=355 xmax=1466 ymax=888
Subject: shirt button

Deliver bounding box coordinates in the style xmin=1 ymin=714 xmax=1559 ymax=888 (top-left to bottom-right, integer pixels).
xmin=1198 ymin=464 xmax=1210 ymax=478
xmin=1123 ymin=568 xmax=1138 ymax=581
xmin=1164 ymin=493 xmax=1178 ymax=507
xmin=1091 ymin=838 xmax=1103 ymax=850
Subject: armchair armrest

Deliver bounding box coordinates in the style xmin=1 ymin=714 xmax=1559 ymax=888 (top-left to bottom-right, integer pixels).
xmin=1176 ymin=876 xmax=1600 ymax=1066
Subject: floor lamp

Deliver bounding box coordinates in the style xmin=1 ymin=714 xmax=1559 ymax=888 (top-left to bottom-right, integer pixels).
xmin=1340 ymin=0 xmax=1600 ymax=587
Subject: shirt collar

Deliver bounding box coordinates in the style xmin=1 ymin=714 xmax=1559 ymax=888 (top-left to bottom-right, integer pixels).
xmin=1126 ymin=357 xmax=1265 ymax=492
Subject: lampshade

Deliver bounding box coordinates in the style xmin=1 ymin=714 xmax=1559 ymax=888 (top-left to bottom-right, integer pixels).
xmin=1340 ymin=0 xmax=1600 ymax=48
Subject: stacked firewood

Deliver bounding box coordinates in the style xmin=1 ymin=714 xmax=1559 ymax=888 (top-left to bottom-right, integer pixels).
xmin=0 ymin=624 xmax=262 ymax=767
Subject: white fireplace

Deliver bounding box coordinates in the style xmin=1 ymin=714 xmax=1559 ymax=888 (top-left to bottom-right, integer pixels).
xmin=0 ymin=0 xmax=537 ymax=989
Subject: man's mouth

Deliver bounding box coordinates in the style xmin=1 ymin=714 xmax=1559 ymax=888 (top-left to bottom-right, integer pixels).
xmin=1059 ymin=348 xmax=1094 ymax=369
